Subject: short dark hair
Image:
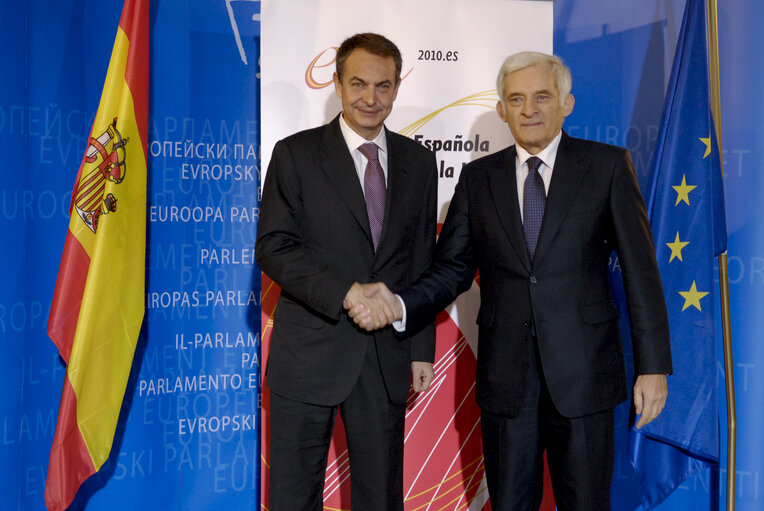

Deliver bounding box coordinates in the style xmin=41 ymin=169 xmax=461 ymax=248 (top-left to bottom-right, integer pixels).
xmin=336 ymin=33 xmax=402 ymax=82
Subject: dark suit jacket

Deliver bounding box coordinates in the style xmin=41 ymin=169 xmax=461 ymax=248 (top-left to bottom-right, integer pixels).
xmin=255 ymin=115 xmax=437 ymax=407
xmin=400 ymin=132 xmax=672 ymax=418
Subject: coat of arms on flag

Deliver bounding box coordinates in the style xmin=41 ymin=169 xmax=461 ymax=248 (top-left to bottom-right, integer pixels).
xmin=74 ymin=117 xmax=130 ymax=233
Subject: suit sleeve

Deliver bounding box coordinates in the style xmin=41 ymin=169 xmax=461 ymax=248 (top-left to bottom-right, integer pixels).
xmin=255 ymin=140 xmax=355 ymax=320
xmin=609 ymin=149 xmax=673 ymax=375
xmin=407 ymin=151 xmax=439 ymax=362
xmin=400 ymin=168 xmax=478 ymax=335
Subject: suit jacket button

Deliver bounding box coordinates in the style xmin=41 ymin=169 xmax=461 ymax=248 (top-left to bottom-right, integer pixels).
xmin=370 ymin=272 xmax=378 ymax=278
xmin=529 ymin=276 xmax=538 ymax=284
xmin=523 ymin=320 xmax=531 ymax=328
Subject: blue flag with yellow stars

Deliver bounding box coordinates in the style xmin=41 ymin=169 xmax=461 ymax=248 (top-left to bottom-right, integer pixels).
xmin=628 ymin=0 xmax=727 ymax=507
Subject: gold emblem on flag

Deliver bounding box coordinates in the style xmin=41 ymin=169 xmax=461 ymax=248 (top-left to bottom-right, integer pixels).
xmin=74 ymin=117 xmax=130 ymax=233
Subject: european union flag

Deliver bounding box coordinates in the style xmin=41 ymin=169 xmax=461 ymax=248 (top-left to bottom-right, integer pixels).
xmin=629 ymin=0 xmax=727 ymax=507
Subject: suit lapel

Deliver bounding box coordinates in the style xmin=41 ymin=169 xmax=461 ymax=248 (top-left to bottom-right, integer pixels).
xmin=533 ymin=133 xmax=588 ymax=267
xmin=379 ymin=130 xmax=410 ymax=252
xmin=319 ymin=116 xmax=374 ymax=246
xmin=487 ymin=146 xmax=532 ymax=271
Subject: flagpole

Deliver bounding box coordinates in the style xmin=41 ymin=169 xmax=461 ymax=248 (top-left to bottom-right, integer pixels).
xmin=706 ymin=0 xmax=735 ymax=509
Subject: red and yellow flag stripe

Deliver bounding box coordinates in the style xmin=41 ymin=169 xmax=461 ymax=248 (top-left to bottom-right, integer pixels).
xmin=45 ymin=1 xmax=148 ymax=509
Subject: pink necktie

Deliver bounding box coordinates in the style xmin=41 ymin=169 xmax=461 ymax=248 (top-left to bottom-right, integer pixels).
xmin=359 ymin=142 xmax=386 ymax=250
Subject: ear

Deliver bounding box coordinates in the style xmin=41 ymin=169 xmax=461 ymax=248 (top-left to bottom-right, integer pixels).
xmin=333 ymin=72 xmax=342 ymax=98
xmin=496 ymin=100 xmax=507 ymax=122
xmin=391 ymin=79 xmax=401 ymax=102
xmin=563 ymin=93 xmax=575 ymax=117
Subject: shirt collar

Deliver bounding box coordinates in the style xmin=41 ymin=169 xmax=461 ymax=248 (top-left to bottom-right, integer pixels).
xmin=339 ymin=113 xmax=388 ymax=155
xmin=515 ymin=130 xmax=563 ymax=170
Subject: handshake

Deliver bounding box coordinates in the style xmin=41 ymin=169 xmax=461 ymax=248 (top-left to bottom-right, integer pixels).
xmin=345 ymin=282 xmax=434 ymax=393
xmin=343 ymin=282 xmax=402 ymax=331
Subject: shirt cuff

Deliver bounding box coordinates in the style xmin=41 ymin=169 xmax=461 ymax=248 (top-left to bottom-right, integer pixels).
xmin=392 ymin=294 xmax=407 ymax=332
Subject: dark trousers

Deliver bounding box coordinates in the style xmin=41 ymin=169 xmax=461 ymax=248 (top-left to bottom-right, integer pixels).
xmin=481 ymin=339 xmax=614 ymax=511
xmin=268 ymin=340 xmax=406 ymax=511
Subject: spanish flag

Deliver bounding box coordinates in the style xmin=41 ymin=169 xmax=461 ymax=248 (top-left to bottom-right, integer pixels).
xmin=45 ymin=0 xmax=148 ymax=509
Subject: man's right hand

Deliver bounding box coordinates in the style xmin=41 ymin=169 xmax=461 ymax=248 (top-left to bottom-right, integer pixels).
xmin=344 ymin=282 xmax=401 ymax=331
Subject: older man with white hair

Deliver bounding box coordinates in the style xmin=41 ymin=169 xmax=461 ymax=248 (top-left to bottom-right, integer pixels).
xmin=348 ymin=51 xmax=672 ymax=510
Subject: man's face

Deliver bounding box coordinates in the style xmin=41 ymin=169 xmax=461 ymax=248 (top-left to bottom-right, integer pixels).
xmin=496 ymin=63 xmax=574 ymax=154
xmin=333 ymin=49 xmax=399 ymax=140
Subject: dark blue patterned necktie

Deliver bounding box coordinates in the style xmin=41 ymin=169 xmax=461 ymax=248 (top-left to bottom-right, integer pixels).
xmin=523 ymin=156 xmax=545 ymax=261
xmin=358 ymin=142 xmax=385 ymax=251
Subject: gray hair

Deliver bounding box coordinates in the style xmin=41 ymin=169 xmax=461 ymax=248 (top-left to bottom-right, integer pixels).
xmin=496 ymin=52 xmax=572 ymax=107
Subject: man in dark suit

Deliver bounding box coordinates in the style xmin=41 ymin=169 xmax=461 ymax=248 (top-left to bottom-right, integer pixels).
xmin=348 ymin=52 xmax=672 ymax=510
xmin=255 ymin=33 xmax=437 ymax=511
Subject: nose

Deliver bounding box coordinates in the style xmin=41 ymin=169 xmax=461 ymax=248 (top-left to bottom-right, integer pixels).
xmin=521 ymin=99 xmax=536 ymax=117
xmin=363 ymin=87 xmax=376 ymax=105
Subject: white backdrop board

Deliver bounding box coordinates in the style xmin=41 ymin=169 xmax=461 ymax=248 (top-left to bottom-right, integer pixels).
xmin=260 ymin=2 xmax=552 ymax=509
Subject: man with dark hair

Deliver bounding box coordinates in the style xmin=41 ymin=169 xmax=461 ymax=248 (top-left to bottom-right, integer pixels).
xmin=335 ymin=32 xmax=403 ymax=82
xmin=349 ymin=51 xmax=672 ymax=510
xmin=256 ymin=32 xmax=437 ymax=510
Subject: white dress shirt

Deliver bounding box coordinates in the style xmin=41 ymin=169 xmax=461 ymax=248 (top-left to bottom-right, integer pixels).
xmin=338 ymin=113 xmax=389 ymax=193
xmin=514 ymin=130 xmax=562 ymax=222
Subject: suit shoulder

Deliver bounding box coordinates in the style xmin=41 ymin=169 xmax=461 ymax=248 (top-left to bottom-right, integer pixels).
xmin=387 ymin=130 xmax=434 ymax=159
xmin=276 ymin=123 xmax=327 ymax=148
xmin=565 ymin=135 xmax=630 ymax=160
xmin=460 ymin=146 xmax=513 ymax=177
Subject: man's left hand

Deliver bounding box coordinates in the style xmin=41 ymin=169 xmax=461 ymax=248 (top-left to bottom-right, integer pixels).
xmin=411 ymin=361 xmax=434 ymax=392
xmin=633 ymin=374 xmax=668 ymax=429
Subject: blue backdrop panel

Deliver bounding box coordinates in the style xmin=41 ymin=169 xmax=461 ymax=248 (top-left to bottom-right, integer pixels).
xmin=555 ymin=1 xmax=764 ymax=509
xmin=2 ymin=1 xmax=125 ymax=509
xmin=716 ymin=3 xmax=764 ymax=510
xmin=2 ymin=1 xmax=261 ymax=510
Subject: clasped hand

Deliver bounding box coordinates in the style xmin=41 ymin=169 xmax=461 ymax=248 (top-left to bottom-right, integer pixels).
xmin=344 ymin=283 xmax=433 ymax=392
xmin=343 ymin=282 xmax=401 ymax=331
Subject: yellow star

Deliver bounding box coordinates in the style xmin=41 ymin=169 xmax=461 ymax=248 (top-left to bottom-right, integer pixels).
xmin=673 ymin=174 xmax=697 ymax=206
xmin=666 ymin=232 xmax=690 ymax=262
xmin=679 ymin=281 xmax=709 ymax=311
xmin=699 ymin=137 xmax=712 ymax=158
